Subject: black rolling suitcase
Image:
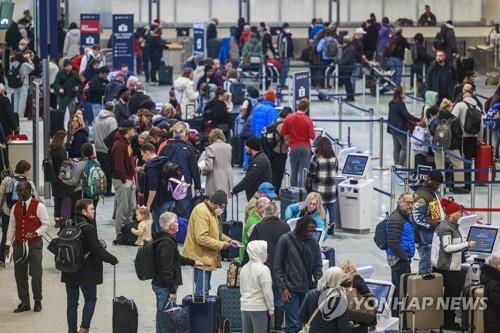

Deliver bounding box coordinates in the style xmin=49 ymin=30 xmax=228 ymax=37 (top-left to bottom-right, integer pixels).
xmin=158 ymin=62 xmax=173 ymax=86
xmin=279 ymin=171 xmax=307 ymax=220
xmin=112 ymin=266 xmax=138 ymax=333
xmin=221 ymin=195 xmax=243 ymax=261
xmin=230 ymin=135 xmax=243 ymax=166
xmin=50 ymin=109 xmax=66 ymax=137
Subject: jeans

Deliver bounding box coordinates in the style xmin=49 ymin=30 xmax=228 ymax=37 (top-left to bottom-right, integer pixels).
xmin=194 ymin=268 xmax=212 ymax=296
xmin=57 ymin=96 xmax=77 ymax=114
xmin=152 ymin=200 xmax=175 ymax=234
xmin=387 ymin=57 xmax=404 ymax=86
xmin=390 ymin=259 xmax=411 ymax=317
xmin=176 ymin=189 xmax=192 ymax=219
xmin=289 ymin=146 xmax=311 ymax=187
xmin=351 ymin=62 xmax=362 ymax=93
xmin=417 ymin=243 xmax=432 ymax=274
xmin=279 ymin=58 xmax=291 ymax=88
xmin=391 ymin=132 xmax=407 ymax=166
xmin=284 ymin=291 xmax=306 ymax=333
xmin=66 ymin=283 xmax=97 ymax=333
xmin=323 ymin=202 xmax=336 ymax=226
xmin=152 ymin=284 xmax=171 ymax=333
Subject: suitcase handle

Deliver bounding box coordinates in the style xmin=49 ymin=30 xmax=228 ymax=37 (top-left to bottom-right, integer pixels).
xmin=113 ymin=265 xmax=116 ymax=299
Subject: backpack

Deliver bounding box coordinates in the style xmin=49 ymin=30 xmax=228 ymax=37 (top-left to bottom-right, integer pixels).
xmin=59 ymin=159 xmax=79 ymax=181
xmin=433 ymin=118 xmax=454 ymax=149
xmin=7 ymin=62 xmax=23 ymax=89
xmin=324 ymin=38 xmax=339 ymax=58
xmin=161 ymin=161 xmax=190 ymax=200
xmin=82 ymin=160 xmax=107 ymax=198
xmin=230 ymin=82 xmax=246 ymax=106
xmin=373 ymin=218 xmax=388 ymax=250
xmin=134 ymin=239 xmax=158 ymax=280
xmin=42 ymin=158 xmax=58 ymax=183
xmin=262 ymin=120 xmax=284 ymax=152
xmin=463 ymin=101 xmax=483 ymax=135
xmin=104 ymin=128 xmax=118 ymax=152
xmin=6 ymin=175 xmax=27 ymax=208
xmin=53 ymin=220 xmax=92 ymax=273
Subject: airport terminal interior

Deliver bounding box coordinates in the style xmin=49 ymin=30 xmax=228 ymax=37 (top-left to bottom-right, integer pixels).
xmin=1 ymin=0 xmax=500 ymax=332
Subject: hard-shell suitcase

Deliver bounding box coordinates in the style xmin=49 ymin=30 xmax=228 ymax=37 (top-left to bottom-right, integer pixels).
xmin=181 ymin=269 xmax=221 ymax=333
xmin=158 ymin=63 xmax=173 ymax=86
xmin=112 ymin=266 xmax=139 ymax=333
xmin=230 ymin=135 xmax=243 ymax=166
xmin=399 ymin=273 xmax=444 ymax=331
xmin=221 ymin=195 xmax=243 ymax=261
xmin=475 ymin=144 xmax=496 ymax=183
xmin=217 ymin=285 xmax=242 ymax=331
xmin=279 ymin=171 xmax=307 ymax=220
xmin=462 ymin=284 xmax=484 ymax=333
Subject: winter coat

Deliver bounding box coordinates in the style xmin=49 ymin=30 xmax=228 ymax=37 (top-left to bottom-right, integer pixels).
xmin=10 ymin=61 xmax=34 ymax=87
xmin=242 ymin=37 xmax=263 ymax=63
xmin=67 ymin=128 xmax=89 ymax=159
xmin=386 ymin=207 xmax=416 ymax=262
xmin=426 ymin=61 xmax=456 ymax=100
xmin=63 ymin=28 xmax=81 ymax=59
xmin=111 ymin=132 xmax=135 ymax=182
xmin=251 ymin=100 xmax=278 ymax=137
xmin=377 ymin=24 xmax=391 ymax=54
xmin=0 ymin=94 xmax=19 ymax=135
xmin=146 ymin=34 xmax=164 ymax=61
xmin=61 ymin=214 xmax=117 ymax=285
xmin=181 ymin=201 xmax=231 ymax=271
xmin=114 ymin=99 xmax=130 ymax=126
xmin=143 ymin=155 xmax=172 ymax=208
xmin=451 ymin=96 xmax=484 ymax=138
xmin=240 ymin=240 xmax=274 ymax=313
xmin=431 ymin=220 xmax=469 ymax=271
xmin=480 ymin=263 xmax=500 ymax=333
xmin=94 ymin=110 xmax=118 ymax=154
xmin=104 ymin=79 xmax=125 ymax=103
xmin=202 ymin=140 xmax=233 ymax=197
xmin=387 ymin=100 xmax=420 ymax=135
xmin=412 ymin=184 xmax=444 ymax=244
xmin=240 ymin=210 xmax=263 ymax=263
xmin=173 ymin=76 xmax=199 ymax=118
xmin=49 ymin=148 xmax=75 ymax=198
xmin=277 ymin=31 xmax=294 ymax=59
xmin=5 ymin=22 xmax=23 ymax=49
xmin=128 ymin=91 xmax=151 ymax=115
xmin=88 ymin=76 xmax=108 ymax=104
xmin=131 ymin=219 xmax=152 ymax=246
xmin=205 ymin=99 xmax=229 ymax=130
xmin=52 ymin=69 xmax=82 ymax=100
xmin=160 ymin=139 xmax=201 ymax=190
xmin=308 ymin=155 xmax=338 ymax=203
xmin=285 ymin=203 xmax=326 ymax=238
xmin=232 ymin=151 xmax=272 ymax=201
xmin=274 ymin=231 xmax=323 ymax=293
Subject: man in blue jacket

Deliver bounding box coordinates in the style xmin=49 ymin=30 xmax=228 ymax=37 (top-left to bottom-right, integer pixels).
xmin=386 ymin=192 xmax=416 ymax=316
xmin=251 ymin=89 xmax=278 ymax=137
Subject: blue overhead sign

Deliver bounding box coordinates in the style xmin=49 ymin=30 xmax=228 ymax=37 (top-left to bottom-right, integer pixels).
xmin=112 ymin=14 xmax=134 ymax=72
xmin=193 ymin=21 xmax=206 ymax=57
xmin=291 ymin=71 xmax=311 ymax=111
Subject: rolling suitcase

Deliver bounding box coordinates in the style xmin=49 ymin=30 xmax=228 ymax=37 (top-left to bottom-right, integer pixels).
xmin=230 ymin=135 xmax=243 ymax=166
xmin=279 ymin=171 xmax=307 ymax=220
xmin=462 ymin=284 xmax=484 ymax=333
xmin=217 ymin=285 xmax=242 ymax=331
xmin=475 ymin=143 xmax=496 ymax=183
xmin=221 ymin=195 xmax=243 ymax=261
xmin=112 ymin=266 xmax=138 ymax=333
xmin=181 ymin=269 xmax=221 ymax=333
xmin=158 ymin=62 xmax=173 ymax=86
xmin=399 ymin=273 xmax=444 ymax=331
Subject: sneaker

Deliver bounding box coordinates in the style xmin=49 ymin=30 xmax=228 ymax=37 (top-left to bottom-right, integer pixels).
xmin=451 ymin=187 xmax=470 ymax=194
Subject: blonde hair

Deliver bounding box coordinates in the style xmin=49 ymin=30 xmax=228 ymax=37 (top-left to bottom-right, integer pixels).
xmin=160 ymin=103 xmax=175 ymax=117
xmin=135 ymin=206 xmax=151 ymax=221
xmin=208 ymin=128 xmax=226 ymax=143
xmin=171 ymin=122 xmax=188 ymax=139
xmin=317 ymin=267 xmax=347 ymax=291
xmin=440 ymin=98 xmax=453 ymax=112
xmin=340 ymin=260 xmax=358 ymax=285
xmin=71 ymin=113 xmax=85 ymax=133
xmin=301 ymin=192 xmax=326 ymax=219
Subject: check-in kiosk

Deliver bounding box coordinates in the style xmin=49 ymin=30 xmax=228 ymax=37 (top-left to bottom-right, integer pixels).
xmin=338 ymin=154 xmax=374 ymax=233
xmin=364 ymin=279 xmax=399 ymax=332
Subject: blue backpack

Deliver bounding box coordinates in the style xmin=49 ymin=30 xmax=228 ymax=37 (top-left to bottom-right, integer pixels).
xmin=82 ymin=160 xmax=107 ymax=198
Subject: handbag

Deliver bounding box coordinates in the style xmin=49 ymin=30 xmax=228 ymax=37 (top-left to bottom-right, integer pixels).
xmin=299 ymin=290 xmax=332 ymax=333
xmin=158 ymin=301 xmax=190 ymax=333
xmin=345 ymin=287 xmax=377 ymax=326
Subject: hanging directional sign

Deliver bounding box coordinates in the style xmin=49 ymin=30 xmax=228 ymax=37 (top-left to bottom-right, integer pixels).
xmin=192 ymin=21 xmax=206 ymax=57
xmin=291 ymin=70 xmax=311 ymax=111
xmin=112 ymin=14 xmax=134 ymax=72
xmin=80 ymin=14 xmax=100 ymax=49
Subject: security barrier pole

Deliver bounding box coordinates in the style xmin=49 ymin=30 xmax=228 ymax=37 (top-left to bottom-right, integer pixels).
xmin=348 ymin=126 xmax=351 ymax=147
xmin=362 ymin=74 xmax=366 ymax=106
xmin=338 ymin=98 xmax=343 ymax=141
xmin=422 ymin=64 xmax=426 ymax=84
xmin=487 ymin=166 xmax=493 ymax=225
xmin=406 ymin=130 xmax=411 ymax=179
xmin=376 ymin=81 xmax=380 ymax=116
xmin=369 ymin=108 xmax=374 ymax=157
xmin=471 ymin=158 xmax=476 ymax=208
xmin=373 ymin=117 xmax=389 ymax=170
xmin=335 ymin=64 xmax=339 ymax=97
xmin=413 ymin=73 xmax=418 ymax=114
xmin=390 ymin=166 xmax=396 ymax=212
xmin=261 ymin=62 xmax=266 ymax=93
xmin=402 ymin=64 xmax=407 ymax=91
xmin=440 ymin=148 xmax=446 ymax=198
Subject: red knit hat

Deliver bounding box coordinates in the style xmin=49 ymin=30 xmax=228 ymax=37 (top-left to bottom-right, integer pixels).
xmin=263 ymin=90 xmax=276 ymax=102
xmin=441 ymin=198 xmax=463 ymax=216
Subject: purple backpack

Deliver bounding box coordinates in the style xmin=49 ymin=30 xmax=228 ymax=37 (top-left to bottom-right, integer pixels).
xmin=167 ymin=176 xmax=190 ymax=200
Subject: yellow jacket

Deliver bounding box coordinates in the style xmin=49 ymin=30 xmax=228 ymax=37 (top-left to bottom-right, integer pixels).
xmin=182 ymin=201 xmax=231 ymax=271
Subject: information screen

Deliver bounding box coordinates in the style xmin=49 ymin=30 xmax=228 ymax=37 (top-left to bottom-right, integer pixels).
xmin=467 ymin=226 xmax=498 ymax=254
xmin=342 ymin=154 xmax=369 ymax=177
xmin=365 ymin=282 xmax=392 ymax=313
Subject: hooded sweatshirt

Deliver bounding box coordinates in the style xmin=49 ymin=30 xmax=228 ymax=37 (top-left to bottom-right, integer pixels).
xmin=174 ymin=76 xmax=199 ymax=118
xmin=240 ymin=240 xmax=274 ymax=314
xmin=94 ymin=110 xmax=118 ymax=154
xmin=111 ymin=132 xmax=135 ymax=182
xmin=452 ymin=96 xmax=484 ymax=138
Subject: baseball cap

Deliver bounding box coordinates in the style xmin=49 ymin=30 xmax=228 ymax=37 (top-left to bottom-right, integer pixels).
xmin=354 ymin=27 xmax=367 ymax=35
xmin=258 ymin=182 xmax=277 ymax=199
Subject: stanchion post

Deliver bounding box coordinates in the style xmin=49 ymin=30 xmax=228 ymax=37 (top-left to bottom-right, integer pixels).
xmin=335 ymin=63 xmax=339 ymax=97
xmin=362 ymin=74 xmax=366 ymax=106
xmin=369 ymin=108 xmax=374 ymax=157
xmin=471 ymin=158 xmax=476 ymax=208
xmin=440 ymin=148 xmax=446 ymax=198
xmin=376 ymin=81 xmax=380 ymax=116
xmin=405 ymin=130 xmax=411 ymax=179
xmin=373 ymin=117 xmax=389 ymax=170
xmin=390 ymin=166 xmax=396 ymax=212
xmin=413 ymin=73 xmax=417 ymax=114
xmin=422 ymin=64 xmax=426 ymax=84
xmin=348 ymin=126 xmax=351 ymax=148
xmin=338 ymin=98 xmax=343 ymax=141
xmin=487 ymin=166 xmax=493 ymax=225
xmin=402 ymin=64 xmax=407 ymax=91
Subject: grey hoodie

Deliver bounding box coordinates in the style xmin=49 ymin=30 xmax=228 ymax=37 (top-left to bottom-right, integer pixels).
xmin=94 ymin=110 xmax=118 ymax=154
xmin=451 ymin=96 xmax=484 ymax=138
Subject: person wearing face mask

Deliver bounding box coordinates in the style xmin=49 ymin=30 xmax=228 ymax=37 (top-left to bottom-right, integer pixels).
xmin=182 ymin=190 xmax=242 ymax=296
xmin=277 ymin=22 xmax=294 ymax=90
xmin=431 ymin=198 xmax=475 ymax=331
xmin=4 ymin=181 xmax=50 ymax=313
xmin=274 ymin=215 xmax=323 ymax=333
xmin=426 ymin=50 xmax=457 ymax=101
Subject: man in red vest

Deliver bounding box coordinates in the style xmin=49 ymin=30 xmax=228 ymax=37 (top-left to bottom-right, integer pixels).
xmin=4 ymin=181 xmax=49 ymax=313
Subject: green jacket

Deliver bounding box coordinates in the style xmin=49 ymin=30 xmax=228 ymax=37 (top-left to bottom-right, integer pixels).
xmin=242 ymin=38 xmax=263 ymax=63
xmin=52 ymin=69 xmax=82 ymax=99
xmin=239 ymin=210 xmax=263 ymax=263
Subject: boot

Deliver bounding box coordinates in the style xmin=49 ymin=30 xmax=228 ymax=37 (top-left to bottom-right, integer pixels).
xmin=274 ymin=307 xmax=284 ymax=330
xmin=78 ymin=327 xmax=89 ymax=333
xmin=54 ymin=217 xmax=64 ymax=228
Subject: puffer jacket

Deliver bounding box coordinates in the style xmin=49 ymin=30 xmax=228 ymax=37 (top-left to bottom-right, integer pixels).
xmin=412 ymin=183 xmax=444 ymax=244
xmin=174 ymin=76 xmax=199 ymax=118
xmin=63 ymin=28 xmax=81 ymax=58
xmin=240 ymin=240 xmax=274 ymax=313
xmin=431 ymin=220 xmax=469 ymax=271
xmin=480 ymin=263 xmax=500 ymax=333
xmin=386 ymin=207 xmax=416 ymax=261
xmin=251 ymin=100 xmax=278 ymax=137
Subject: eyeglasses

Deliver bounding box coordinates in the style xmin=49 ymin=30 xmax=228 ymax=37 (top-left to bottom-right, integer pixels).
xmin=401 ymin=201 xmax=414 ymax=205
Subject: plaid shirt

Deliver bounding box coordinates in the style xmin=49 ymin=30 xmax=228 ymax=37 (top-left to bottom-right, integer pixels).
xmin=309 ymin=155 xmax=338 ymax=203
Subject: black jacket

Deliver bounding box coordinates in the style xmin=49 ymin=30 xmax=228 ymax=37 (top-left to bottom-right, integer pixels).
xmin=129 ymin=91 xmax=151 ymax=115
xmin=205 ymin=99 xmax=229 ymax=129
xmin=261 ymin=31 xmax=275 ymax=57
xmin=206 ymin=22 xmax=217 ymax=41
xmin=67 ymin=128 xmax=89 ymax=159
xmin=152 ymin=232 xmax=195 ymax=293
xmin=5 ymin=22 xmax=22 ymax=49
xmin=160 ymin=139 xmax=201 ymax=190
xmin=277 ymin=32 xmax=294 ymax=59
xmin=338 ymin=42 xmax=355 ymax=74
xmin=385 ymin=34 xmax=410 ymax=60
xmin=246 ymin=216 xmax=291 ymax=277
xmin=387 ymin=100 xmax=420 ymax=135
xmin=88 ymin=76 xmax=108 ymax=104
xmin=233 ymin=151 xmax=272 ymax=201
xmin=114 ymin=99 xmax=130 ymax=126
xmin=429 ymin=111 xmax=463 ymax=151
xmin=49 ymin=148 xmax=75 ymax=198
xmin=299 ymin=289 xmax=351 ymax=333
xmin=426 ymin=61 xmax=456 ymax=100
xmin=61 ymin=214 xmax=117 ymax=285
xmin=480 ymin=263 xmax=500 ymax=332
xmin=0 ymin=94 xmax=18 ymax=135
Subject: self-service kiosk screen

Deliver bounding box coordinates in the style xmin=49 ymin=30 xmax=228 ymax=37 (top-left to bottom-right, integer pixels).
xmin=467 ymin=226 xmax=498 ymax=254
xmin=342 ymin=154 xmax=369 ymax=177
xmin=365 ymin=281 xmax=393 ymax=313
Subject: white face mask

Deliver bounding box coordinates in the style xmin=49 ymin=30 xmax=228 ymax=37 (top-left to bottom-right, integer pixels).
xmin=215 ymin=208 xmax=224 ymax=216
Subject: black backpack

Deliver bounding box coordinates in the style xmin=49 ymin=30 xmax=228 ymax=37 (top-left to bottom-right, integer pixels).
xmin=134 ymin=239 xmax=159 ymax=280
xmin=7 ymin=63 xmax=23 ymax=89
xmin=463 ymin=101 xmax=483 ymax=135
xmin=42 ymin=158 xmax=58 ymax=183
xmin=373 ymin=217 xmax=388 ymax=250
xmin=262 ymin=120 xmax=284 ymax=153
xmin=104 ymin=128 xmax=118 ymax=152
xmin=230 ymin=82 xmax=246 ymax=106
xmin=53 ymin=220 xmax=92 ymax=273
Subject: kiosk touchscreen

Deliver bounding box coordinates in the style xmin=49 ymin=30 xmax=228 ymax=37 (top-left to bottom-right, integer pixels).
xmin=312 ymin=228 xmax=326 ymax=244
xmin=467 ymin=225 xmax=499 ymax=255
xmin=365 ymin=279 xmax=394 ymax=314
xmin=342 ymin=154 xmax=370 ymax=178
